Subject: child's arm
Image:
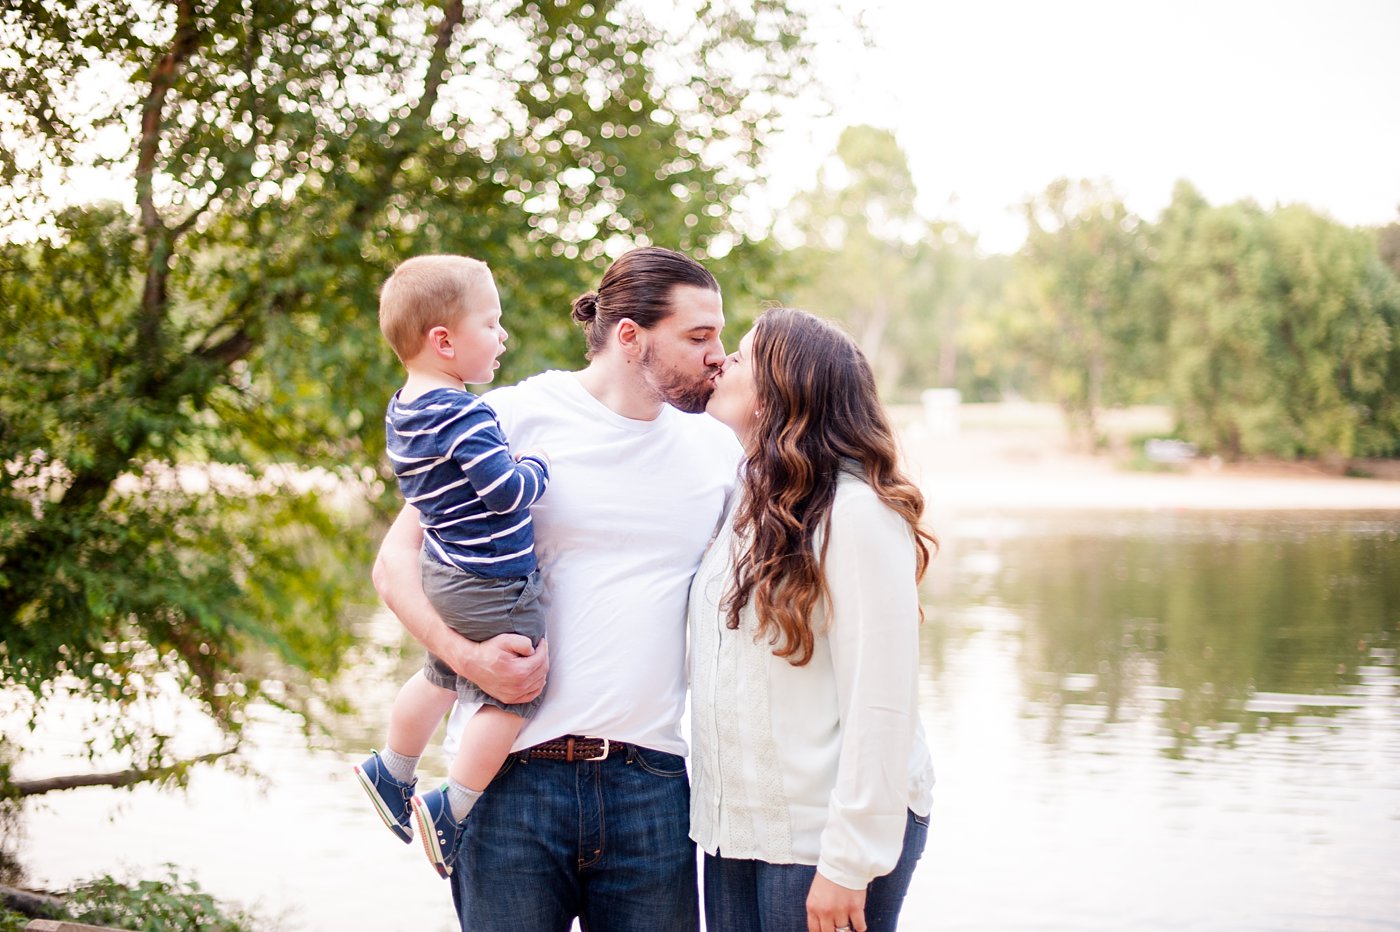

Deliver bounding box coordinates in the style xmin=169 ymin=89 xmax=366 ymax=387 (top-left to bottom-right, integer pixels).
xmin=447 ymin=405 xmax=549 ymax=515
xmin=373 ymin=505 xmax=548 ymax=704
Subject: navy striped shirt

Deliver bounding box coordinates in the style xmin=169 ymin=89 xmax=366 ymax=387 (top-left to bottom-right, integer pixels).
xmin=386 ymin=387 xmax=548 ymax=578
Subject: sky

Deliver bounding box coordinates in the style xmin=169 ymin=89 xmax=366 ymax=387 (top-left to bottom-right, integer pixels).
xmin=760 ymin=0 xmax=1400 ymax=253
xmin=8 ymin=1 xmax=1398 ymax=256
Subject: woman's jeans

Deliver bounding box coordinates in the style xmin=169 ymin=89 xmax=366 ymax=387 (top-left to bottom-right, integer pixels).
xmin=703 ymin=809 xmax=930 ymax=932
xmin=450 ymin=745 xmax=700 ymax=932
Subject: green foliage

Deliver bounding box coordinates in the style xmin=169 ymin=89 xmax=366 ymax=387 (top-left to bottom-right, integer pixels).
xmin=945 ymin=252 xmax=1020 ymax=402
xmin=776 ymin=136 xmax=1400 ymax=459
xmin=0 ymin=1 xmax=813 ymax=783
xmin=0 ymin=908 xmax=34 ymax=932
xmin=0 ymin=867 xmax=261 ymax=932
xmin=1377 ymin=214 xmax=1400 ymax=280
xmin=778 ymin=125 xmax=998 ymax=400
xmin=1009 ymin=178 xmax=1159 ymax=448
xmin=1154 ymin=183 xmax=1400 ymax=458
xmin=0 ymin=206 xmax=372 ymax=766
xmin=63 ymin=870 xmax=257 ymax=932
xmin=781 ymin=126 xmax=922 ymax=389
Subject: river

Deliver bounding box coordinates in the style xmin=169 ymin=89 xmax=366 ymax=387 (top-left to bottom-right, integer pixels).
xmin=9 ymin=508 xmax=1400 ymax=930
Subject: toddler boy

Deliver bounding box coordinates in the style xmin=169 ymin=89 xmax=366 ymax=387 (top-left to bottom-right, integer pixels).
xmin=355 ymin=255 xmax=548 ymax=878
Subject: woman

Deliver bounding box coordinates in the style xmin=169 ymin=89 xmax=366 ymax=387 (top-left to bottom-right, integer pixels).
xmin=689 ymin=308 xmax=937 ymax=932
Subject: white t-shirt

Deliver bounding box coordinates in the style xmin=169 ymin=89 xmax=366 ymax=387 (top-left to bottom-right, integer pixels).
xmin=444 ymin=369 xmax=742 ymax=757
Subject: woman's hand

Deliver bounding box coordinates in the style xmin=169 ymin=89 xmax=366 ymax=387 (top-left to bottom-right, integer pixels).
xmin=806 ymin=871 xmax=866 ymax=932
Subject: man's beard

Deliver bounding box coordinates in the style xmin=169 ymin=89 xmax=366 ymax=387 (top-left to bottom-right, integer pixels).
xmin=641 ymin=346 xmax=717 ymax=414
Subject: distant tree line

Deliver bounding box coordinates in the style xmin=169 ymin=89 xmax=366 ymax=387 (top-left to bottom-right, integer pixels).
xmin=778 ymin=126 xmax=1400 ymax=460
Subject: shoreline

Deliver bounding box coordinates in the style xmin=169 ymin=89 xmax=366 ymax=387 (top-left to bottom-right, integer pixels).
xmin=893 ymin=403 xmax=1400 ymax=512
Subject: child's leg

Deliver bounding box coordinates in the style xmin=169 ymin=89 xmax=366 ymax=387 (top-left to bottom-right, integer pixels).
xmin=386 ymin=670 xmax=459 ymax=759
xmin=440 ymin=706 xmax=526 ymax=823
xmin=451 ymin=705 xmax=525 ymax=789
xmin=357 ymin=670 xmax=456 ymax=842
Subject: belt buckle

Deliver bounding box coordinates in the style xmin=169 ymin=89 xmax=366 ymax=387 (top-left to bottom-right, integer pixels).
xmin=585 ymin=737 xmax=610 ymax=761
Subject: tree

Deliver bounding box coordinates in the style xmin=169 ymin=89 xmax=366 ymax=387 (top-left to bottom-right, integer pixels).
xmin=1009 ymin=178 xmax=1160 ymax=448
xmin=1377 ymin=208 xmax=1400 ymax=280
xmin=946 ymin=252 xmax=1025 ymax=402
xmin=781 ymin=126 xmax=922 ymax=383
xmin=1154 ymin=183 xmax=1400 ymax=459
xmin=779 ymin=124 xmax=982 ymax=398
xmin=0 ymin=0 xmax=813 ymax=793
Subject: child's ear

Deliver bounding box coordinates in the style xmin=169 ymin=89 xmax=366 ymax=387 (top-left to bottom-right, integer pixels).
xmin=427 ymin=325 xmax=454 ymax=357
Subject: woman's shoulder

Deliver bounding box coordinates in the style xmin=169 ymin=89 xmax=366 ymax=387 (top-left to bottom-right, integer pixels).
xmin=832 ymin=469 xmax=878 ymax=507
xmin=831 ymin=471 xmax=907 ymax=532
xmin=823 ymin=472 xmax=918 ymax=585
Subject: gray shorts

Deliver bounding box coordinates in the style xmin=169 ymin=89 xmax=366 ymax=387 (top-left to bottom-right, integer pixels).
xmin=420 ymin=551 xmax=546 ymax=719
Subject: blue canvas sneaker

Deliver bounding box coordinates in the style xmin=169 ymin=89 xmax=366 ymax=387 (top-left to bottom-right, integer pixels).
xmin=411 ymin=785 xmax=468 ymax=878
xmin=354 ymin=750 xmax=416 ymax=844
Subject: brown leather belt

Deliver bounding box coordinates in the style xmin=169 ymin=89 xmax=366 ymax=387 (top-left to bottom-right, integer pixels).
xmin=519 ymin=735 xmax=625 ymax=763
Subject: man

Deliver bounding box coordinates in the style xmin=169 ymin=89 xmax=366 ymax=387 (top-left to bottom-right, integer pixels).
xmin=373 ymin=246 xmax=739 ymax=931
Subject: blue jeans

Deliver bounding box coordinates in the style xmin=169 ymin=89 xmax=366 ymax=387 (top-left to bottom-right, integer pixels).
xmin=703 ymin=809 xmax=929 ymax=932
xmin=450 ymin=744 xmax=700 ymax=932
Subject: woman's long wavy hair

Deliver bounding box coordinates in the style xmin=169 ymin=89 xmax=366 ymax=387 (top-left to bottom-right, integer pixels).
xmin=725 ymin=308 xmax=937 ymax=666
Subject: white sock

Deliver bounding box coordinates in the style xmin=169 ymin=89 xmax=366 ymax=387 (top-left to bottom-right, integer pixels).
xmin=446 ymin=779 xmax=483 ymax=823
xmin=379 ymin=747 xmax=419 ymax=784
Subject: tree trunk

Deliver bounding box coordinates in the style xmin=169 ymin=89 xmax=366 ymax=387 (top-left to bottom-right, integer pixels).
xmin=5 ymin=746 xmax=238 ymax=798
xmin=0 ymin=883 xmax=63 ymax=918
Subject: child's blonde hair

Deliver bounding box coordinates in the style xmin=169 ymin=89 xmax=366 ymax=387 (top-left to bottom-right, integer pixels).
xmin=379 ymin=255 xmax=492 ymax=362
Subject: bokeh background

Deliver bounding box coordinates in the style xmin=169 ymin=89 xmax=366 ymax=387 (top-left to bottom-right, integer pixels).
xmin=3 ymin=1 xmax=1399 ymax=929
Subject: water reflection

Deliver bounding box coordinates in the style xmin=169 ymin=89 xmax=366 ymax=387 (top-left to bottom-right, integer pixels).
xmin=8 ymin=511 xmax=1400 ymax=930
xmin=914 ymin=510 xmax=1400 ymax=932
xmin=939 ymin=512 xmax=1399 ymax=754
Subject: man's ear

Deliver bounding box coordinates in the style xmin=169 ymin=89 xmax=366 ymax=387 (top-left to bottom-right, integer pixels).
xmin=427 ymin=325 xmax=454 ymax=357
xmin=615 ymin=317 xmax=644 ymax=360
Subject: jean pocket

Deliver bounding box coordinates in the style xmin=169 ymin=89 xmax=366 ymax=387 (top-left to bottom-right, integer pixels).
xmin=911 ymin=810 xmax=930 ymax=828
xmin=630 ymin=746 xmax=687 ymax=778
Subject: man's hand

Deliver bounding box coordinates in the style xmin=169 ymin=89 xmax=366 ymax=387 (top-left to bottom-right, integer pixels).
xmin=806 ymin=871 xmax=867 ymax=932
xmin=374 ymin=505 xmax=548 ymax=705
xmin=441 ymin=632 xmax=549 ymax=705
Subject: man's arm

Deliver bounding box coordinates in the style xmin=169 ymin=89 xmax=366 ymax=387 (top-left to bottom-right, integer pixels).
xmin=372 ymin=504 xmax=548 ymax=704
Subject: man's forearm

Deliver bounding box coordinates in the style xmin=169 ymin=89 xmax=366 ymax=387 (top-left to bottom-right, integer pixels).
xmin=373 ymin=505 xmax=473 ymax=669
xmin=373 ymin=505 xmax=546 ymax=703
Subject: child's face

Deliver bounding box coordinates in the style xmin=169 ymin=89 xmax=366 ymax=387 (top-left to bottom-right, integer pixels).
xmin=445 ymin=278 xmax=508 ymax=385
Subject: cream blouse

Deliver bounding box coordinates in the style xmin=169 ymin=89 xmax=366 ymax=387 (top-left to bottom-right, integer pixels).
xmin=687 ymin=472 xmax=935 ymax=890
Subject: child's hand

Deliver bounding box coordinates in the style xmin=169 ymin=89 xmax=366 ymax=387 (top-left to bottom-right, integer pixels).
xmin=518 ymin=449 xmax=550 ymax=468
